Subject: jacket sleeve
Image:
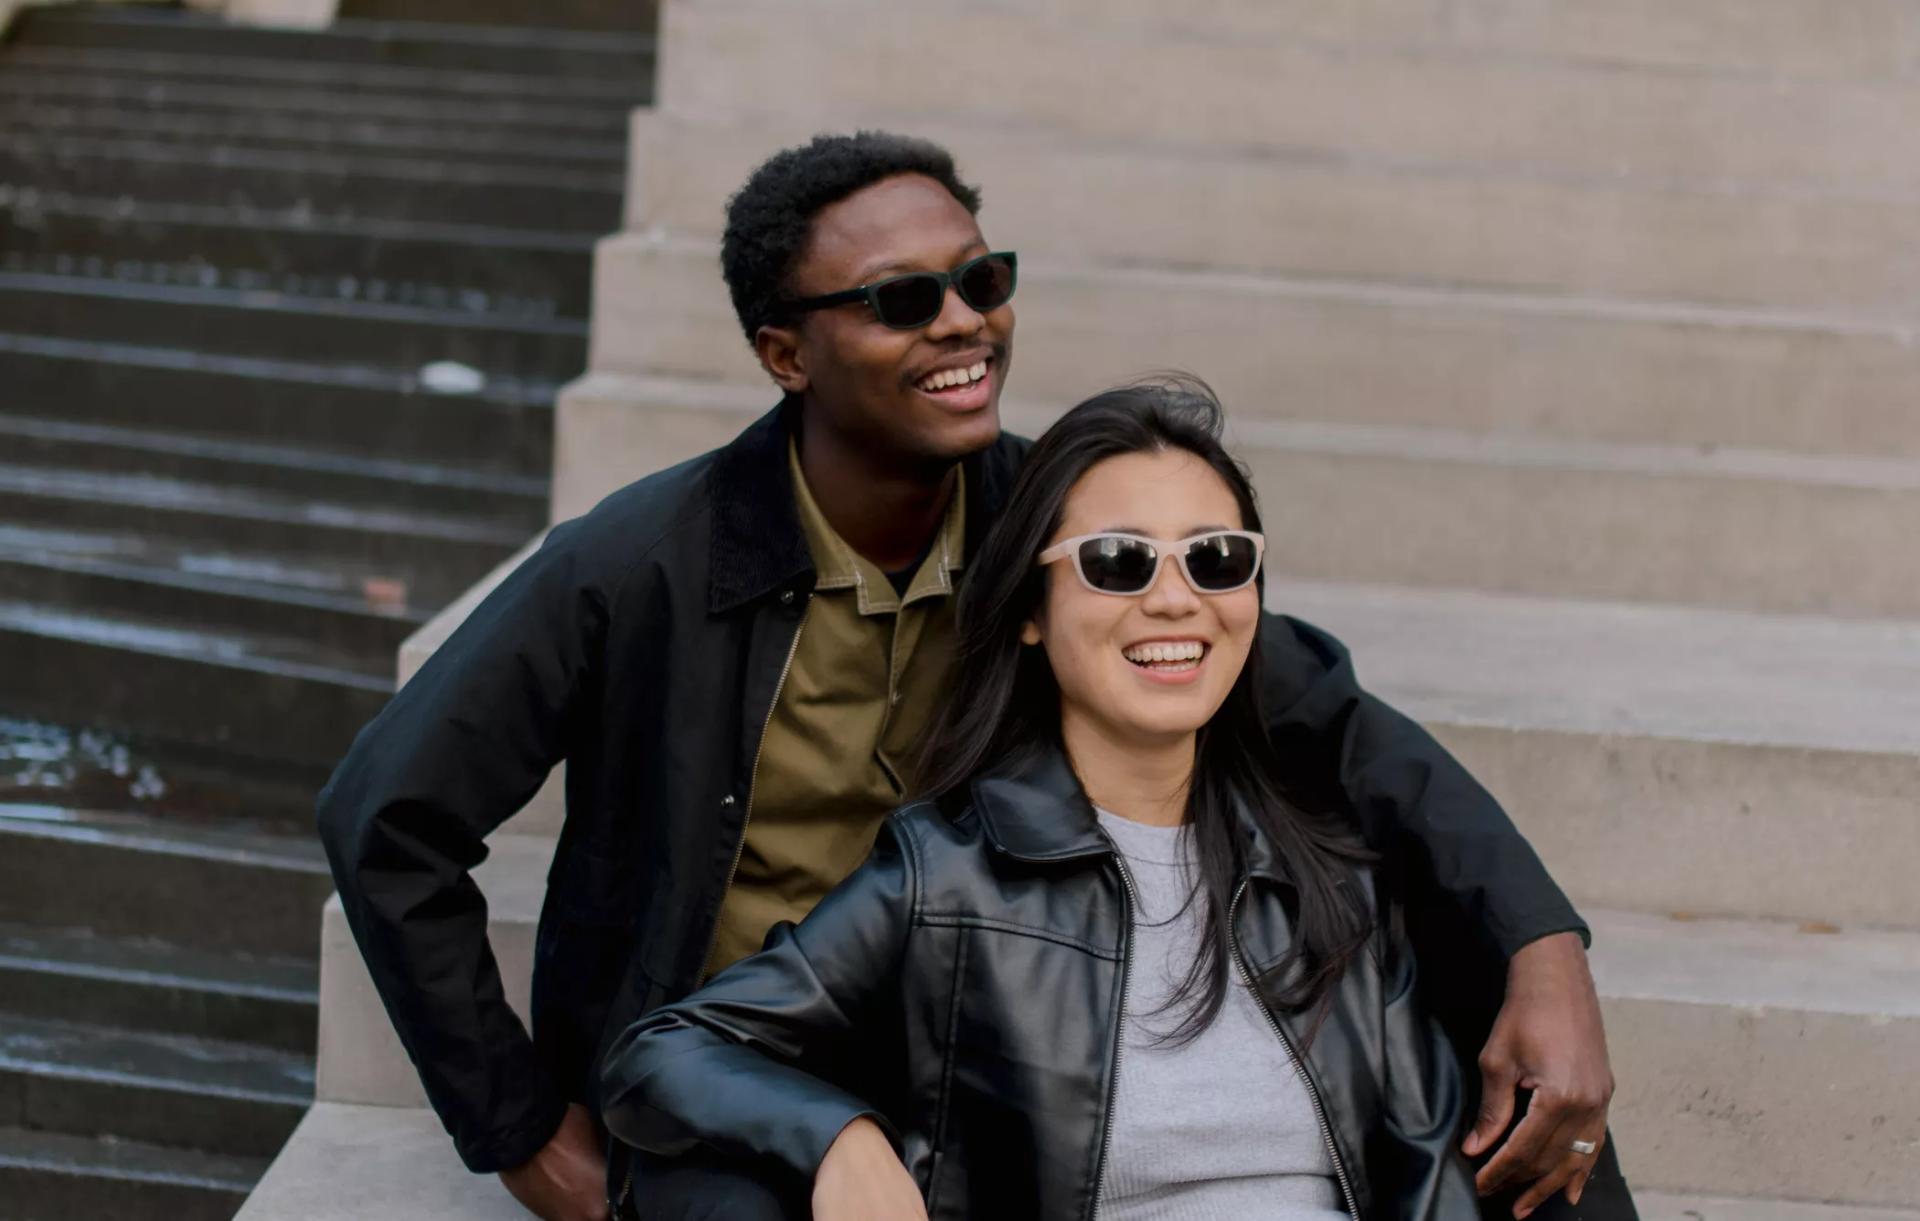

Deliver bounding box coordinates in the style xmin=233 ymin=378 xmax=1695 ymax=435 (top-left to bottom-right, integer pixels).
xmin=1373 ymin=927 xmax=1483 ymax=1219
xmin=599 ymin=818 xmax=915 ymax=1184
xmin=315 ymin=519 xmax=608 ymax=1174
xmin=1259 ymin=611 xmax=1588 ymax=957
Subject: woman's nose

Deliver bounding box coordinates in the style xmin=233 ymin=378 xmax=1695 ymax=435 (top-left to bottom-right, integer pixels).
xmin=1139 ymin=557 xmax=1201 ymax=615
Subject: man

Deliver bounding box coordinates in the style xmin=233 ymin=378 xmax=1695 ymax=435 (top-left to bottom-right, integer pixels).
xmin=319 ymin=132 xmax=1633 ymax=1221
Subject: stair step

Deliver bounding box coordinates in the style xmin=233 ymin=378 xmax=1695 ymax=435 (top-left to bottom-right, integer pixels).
xmin=0 ymin=68 xmax=634 ymax=143
xmin=0 ymin=43 xmax=649 ymax=110
xmin=1047 ymin=0 xmax=1919 ymax=83
xmin=663 ymin=3 xmax=1920 ymax=195
xmin=0 ymin=595 xmax=392 ymax=767
xmin=1636 ymin=1193 xmax=1920 ymax=1221
xmin=631 ymin=111 xmax=1920 ymax=314
xmin=604 ymin=230 xmax=1920 ymax=460
xmin=3 ymin=195 xmax=596 ymax=321
xmin=0 ymin=922 xmax=315 ymax=1055
xmin=0 ymin=712 xmax=328 ymax=831
xmin=1262 ymin=579 xmax=1920 ymax=929
xmin=0 ymin=807 xmax=332 ymax=959
xmin=1052 ymin=0 xmax=1920 ymax=81
xmin=555 ymin=368 xmax=1920 ymax=618
xmin=0 ymin=1124 xmax=264 ymax=1221
xmin=9 ymin=5 xmax=654 ymax=80
xmin=1224 ymin=416 xmax=1920 ymax=618
xmin=337 ymin=0 xmax=658 ymax=34
xmin=0 ymin=136 xmax=624 ymax=234
xmin=0 ymin=544 xmax=424 ymax=670
xmin=0 ymin=1012 xmax=309 ymax=1159
xmin=0 ymin=332 xmax=554 ymax=475
xmin=0 ymin=272 xmax=589 ymax=387
xmin=0 ymin=414 xmax=549 ymax=528
xmin=233 ymin=1102 xmax=531 ymax=1220
xmin=0 ymin=97 xmax=628 ymax=174
xmin=0 ymin=460 xmax=529 ymax=609
xmin=1593 ymin=910 xmax=1920 ymax=1207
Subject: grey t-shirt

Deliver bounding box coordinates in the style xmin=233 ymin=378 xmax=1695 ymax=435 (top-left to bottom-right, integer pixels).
xmin=1094 ymin=809 xmax=1348 ymax=1221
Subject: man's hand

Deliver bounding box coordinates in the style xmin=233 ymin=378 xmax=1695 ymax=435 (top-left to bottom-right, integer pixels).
xmin=499 ymin=1103 xmax=610 ymax=1221
xmin=1463 ymin=931 xmax=1614 ymax=1218
xmin=814 ymin=1116 xmax=927 ymax=1221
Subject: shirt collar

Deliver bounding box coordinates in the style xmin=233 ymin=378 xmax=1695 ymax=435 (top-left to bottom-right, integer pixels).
xmin=788 ymin=437 xmax=967 ymax=616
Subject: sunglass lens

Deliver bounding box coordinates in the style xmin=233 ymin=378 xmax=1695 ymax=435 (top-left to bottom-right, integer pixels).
xmin=1077 ymin=536 xmax=1158 ymax=592
xmin=958 ymin=253 xmax=1017 ymax=312
xmin=1184 ymin=534 xmax=1259 ymax=590
xmin=871 ymin=273 xmax=946 ymax=328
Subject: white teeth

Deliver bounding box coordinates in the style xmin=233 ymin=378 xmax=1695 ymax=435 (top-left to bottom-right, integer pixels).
xmin=1122 ymin=641 xmax=1205 ymax=664
xmin=918 ymin=361 xmax=989 ymax=392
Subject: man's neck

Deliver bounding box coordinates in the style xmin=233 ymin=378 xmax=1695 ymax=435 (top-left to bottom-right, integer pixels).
xmin=1061 ymin=711 xmax=1195 ymax=828
xmin=797 ymin=417 xmax=957 ymax=573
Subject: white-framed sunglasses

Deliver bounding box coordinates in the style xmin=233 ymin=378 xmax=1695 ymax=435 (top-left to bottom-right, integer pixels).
xmin=1037 ymin=530 xmax=1266 ymax=596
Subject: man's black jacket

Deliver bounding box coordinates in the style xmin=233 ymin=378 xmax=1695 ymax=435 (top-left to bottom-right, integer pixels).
xmin=315 ymin=401 xmax=1585 ymax=1175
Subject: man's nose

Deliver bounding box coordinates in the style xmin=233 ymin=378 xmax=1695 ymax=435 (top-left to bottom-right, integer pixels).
xmin=923 ymin=283 xmax=986 ymax=342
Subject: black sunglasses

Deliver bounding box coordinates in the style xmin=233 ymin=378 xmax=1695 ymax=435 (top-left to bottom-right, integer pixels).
xmin=783 ymin=251 xmax=1018 ymax=331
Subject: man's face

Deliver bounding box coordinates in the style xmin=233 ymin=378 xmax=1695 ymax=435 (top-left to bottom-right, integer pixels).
xmin=759 ymin=173 xmax=1014 ymax=470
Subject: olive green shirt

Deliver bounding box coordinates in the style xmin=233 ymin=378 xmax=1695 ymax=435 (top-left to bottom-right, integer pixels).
xmin=702 ymin=442 xmax=965 ymax=978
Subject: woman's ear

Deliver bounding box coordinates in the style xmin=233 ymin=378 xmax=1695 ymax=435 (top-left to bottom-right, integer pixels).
xmin=1020 ymin=619 xmax=1043 ymax=646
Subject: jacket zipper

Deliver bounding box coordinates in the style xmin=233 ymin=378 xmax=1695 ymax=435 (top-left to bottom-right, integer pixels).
xmin=1088 ymin=842 xmax=1137 ymax=1221
xmin=614 ymin=604 xmax=810 ymax=1218
xmin=1227 ymin=879 xmax=1361 ymax=1221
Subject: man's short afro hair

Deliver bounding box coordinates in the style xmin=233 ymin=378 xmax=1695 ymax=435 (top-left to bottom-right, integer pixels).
xmin=721 ymin=130 xmax=982 ymax=343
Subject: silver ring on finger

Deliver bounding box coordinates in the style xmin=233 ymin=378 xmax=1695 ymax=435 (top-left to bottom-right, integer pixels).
xmin=1570 ymin=1139 xmax=1598 ymax=1156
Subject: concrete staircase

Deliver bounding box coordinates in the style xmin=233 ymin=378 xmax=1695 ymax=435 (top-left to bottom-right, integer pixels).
xmin=0 ymin=4 xmax=647 ymax=1217
xmin=248 ymin=0 xmax=1920 ymax=1217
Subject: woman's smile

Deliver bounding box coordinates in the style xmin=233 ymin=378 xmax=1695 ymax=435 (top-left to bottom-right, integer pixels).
xmin=1120 ymin=636 xmax=1212 ymax=684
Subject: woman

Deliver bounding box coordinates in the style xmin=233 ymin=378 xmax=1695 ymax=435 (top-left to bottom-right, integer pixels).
xmin=600 ymin=378 xmax=1478 ymax=1219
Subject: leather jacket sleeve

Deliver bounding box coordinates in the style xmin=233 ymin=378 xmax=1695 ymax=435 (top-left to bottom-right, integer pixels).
xmin=1258 ymin=611 xmax=1588 ymax=958
xmin=1374 ymin=928 xmax=1483 ymax=1218
xmin=598 ymin=818 xmax=915 ymax=1183
xmin=314 ymin=520 xmax=603 ymax=1173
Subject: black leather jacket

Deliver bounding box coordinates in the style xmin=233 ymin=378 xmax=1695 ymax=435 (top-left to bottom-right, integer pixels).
xmin=601 ymin=747 xmax=1480 ymax=1220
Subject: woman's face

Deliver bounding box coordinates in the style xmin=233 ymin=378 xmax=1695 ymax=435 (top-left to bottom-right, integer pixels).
xmin=1023 ymin=447 xmax=1261 ymax=751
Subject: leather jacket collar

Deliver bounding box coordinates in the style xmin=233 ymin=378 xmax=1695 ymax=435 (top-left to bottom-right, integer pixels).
xmin=969 ymin=743 xmax=1296 ymax=887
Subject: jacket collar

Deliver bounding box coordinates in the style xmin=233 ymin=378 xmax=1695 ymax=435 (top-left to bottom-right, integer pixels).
xmin=706 ymin=397 xmax=1026 ymax=614
xmin=970 ymin=742 xmax=1293 ymax=885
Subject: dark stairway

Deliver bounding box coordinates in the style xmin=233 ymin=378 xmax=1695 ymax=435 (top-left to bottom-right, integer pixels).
xmin=0 ymin=5 xmax=650 ymax=1217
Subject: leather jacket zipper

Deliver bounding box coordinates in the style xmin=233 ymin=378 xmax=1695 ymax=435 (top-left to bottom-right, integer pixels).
xmin=614 ymin=605 xmax=810 ymax=1219
xmin=1088 ymin=840 xmax=1138 ymax=1221
xmin=1227 ymin=879 xmax=1361 ymax=1221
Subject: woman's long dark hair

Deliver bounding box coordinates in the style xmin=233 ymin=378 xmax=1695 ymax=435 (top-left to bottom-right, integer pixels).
xmin=916 ymin=375 xmax=1374 ymax=1043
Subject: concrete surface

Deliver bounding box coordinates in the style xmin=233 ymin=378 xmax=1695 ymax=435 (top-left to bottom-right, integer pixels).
xmin=658 ymin=2 xmax=1920 ymax=192
xmin=679 ymin=0 xmax=1920 ymax=83
xmin=1636 ymin=1193 xmax=1920 ymax=1221
xmin=237 ymin=1107 xmax=1920 ymax=1221
xmin=315 ymin=832 xmax=554 ymax=1109
xmin=1593 ymin=909 xmax=1920 ymax=1206
xmin=1264 ymin=579 xmax=1920 ymax=926
xmin=625 ymin=111 xmax=1920 ymax=314
xmin=551 ymin=368 xmax=1920 ymax=618
xmin=551 ymin=369 xmax=767 ymax=523
xmin=233 ymin=1102 xmax=524 ymax=1221
xmin=595 ymin=227 xmax=1920 ymax=459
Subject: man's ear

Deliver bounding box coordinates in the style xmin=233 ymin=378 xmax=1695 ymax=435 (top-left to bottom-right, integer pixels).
xmin=755 ymin=323 xmax=809 ymax=396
